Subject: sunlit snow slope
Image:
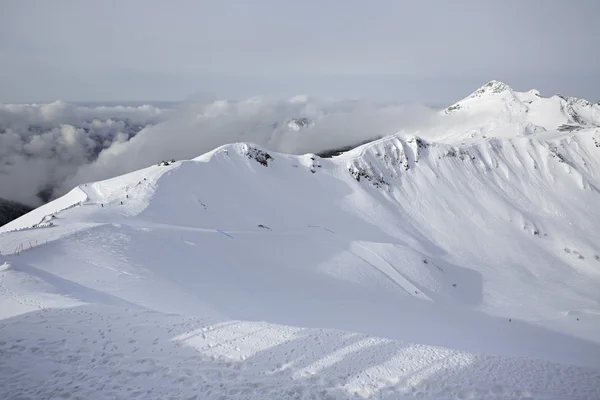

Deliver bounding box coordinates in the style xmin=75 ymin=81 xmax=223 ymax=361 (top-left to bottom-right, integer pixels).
xmin=1 ymin=82 xmax=600 ymax=400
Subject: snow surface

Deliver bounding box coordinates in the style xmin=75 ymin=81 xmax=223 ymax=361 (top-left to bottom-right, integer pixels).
xmin=428 ymin=80 xmax=600 ymax=143
xmin=1 ymin=82 xmax=600 ymax=399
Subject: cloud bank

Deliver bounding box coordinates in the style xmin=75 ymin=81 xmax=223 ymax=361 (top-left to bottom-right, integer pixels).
xmin=0 ymin=101 xmax=165 ymax=206
xmin=0 ymin=97 xmax=436 ymax=207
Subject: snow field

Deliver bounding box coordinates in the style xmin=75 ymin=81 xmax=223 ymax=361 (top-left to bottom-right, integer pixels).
xmin=1 ymin=82 xmax=600 ymax=399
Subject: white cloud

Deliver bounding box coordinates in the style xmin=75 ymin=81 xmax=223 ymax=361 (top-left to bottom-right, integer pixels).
xmin=0 ymin=97 xmax=437 ymax=207
xmin=0 ymin=96 xmax=431 ymax=206
xmin=0 ymin=102 xmax=165 ymax=205
xmin=61 ymin=97 xmax=436 ymax=194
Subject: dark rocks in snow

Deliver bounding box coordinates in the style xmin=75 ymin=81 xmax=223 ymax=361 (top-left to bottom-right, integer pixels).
xmin=480 ymin=80 xmax=510 ymax=95
xmin=244 ymin=148 xmax=273 ymax=167
xmin=521 ymin=221 xmax=544 ymax=237
xmin=548 ymin=146 xmax=567 ymax=164
xmin=445 ymin=104 xmax=461 ymax=114
xmin=406 ymin=136 xmax=430 ymax=164
xmin=594 ymin=255 xmax=600 ymax=261
xmin=414 ymin=137 xmax=429 ymax=150
xmin=564 ymin=100 xmax=588 ymax=125
xmin=460 ymin=81 xmax=510 ymax=103
xmin=444 ymin=149 xmax=456 ymax=158
xmin=257 ymin=224 xmax=271 ymax=230
xmin=306 ymin=154 xmax=321 ymax=174
xmin=349 ymin=167 xmax=366 ymax=182
xmin=558 ymin=124 xmax=582 ymax=132
xmin=553 ymin=153 xmax=566 ymax=163
xmin=157 ymin=159 xmax=176 ymax=166
xmin=348 ymin=165 xmax=389 ymax=188
xmin=373 ymin=146 xmax=410 ymax=172
xmin=443 ymin=148 xmax=476 ymax=161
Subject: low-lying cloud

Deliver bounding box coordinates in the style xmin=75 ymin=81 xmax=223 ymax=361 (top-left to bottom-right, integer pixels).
xmin=0 ymin=101 xmax=165 ymax=206
xmin=0 ymin=97 xmax=437 ymax=207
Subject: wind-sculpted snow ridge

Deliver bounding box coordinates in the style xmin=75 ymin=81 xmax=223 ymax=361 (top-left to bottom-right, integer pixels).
xmin=2 ymin=83 xmax=600 ymax=399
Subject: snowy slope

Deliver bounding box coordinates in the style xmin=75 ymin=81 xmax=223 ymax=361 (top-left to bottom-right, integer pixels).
xmin=1 ymin=82 xmax=600 ymax=399
xmin=423 ymin=80 xmax=600 ymax=143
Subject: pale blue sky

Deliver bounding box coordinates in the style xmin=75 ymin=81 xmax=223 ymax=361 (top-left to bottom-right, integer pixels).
xmin=1 ymin=0 xmax=599 ymax=103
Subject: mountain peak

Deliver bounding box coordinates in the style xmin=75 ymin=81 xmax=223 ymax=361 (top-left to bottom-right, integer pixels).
xmin=444 ymin=80 xmax=514 ymax=114
xmin=526 ymin=89 xmax=542 ymax=97
xmin=469 ymin=80 xmax=512 ymax=98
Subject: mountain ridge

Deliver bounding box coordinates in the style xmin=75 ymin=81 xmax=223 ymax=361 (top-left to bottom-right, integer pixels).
xmin=2 ymin=81 xmax=600 ymax=399
xmin=443 ymin=80 xmax=600 ymax=132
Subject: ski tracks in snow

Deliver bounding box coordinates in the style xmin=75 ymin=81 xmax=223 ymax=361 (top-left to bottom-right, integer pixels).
xmin=308 ymin=225 xmax=431 ymax=300
xmin=351 ymin=242 xmax=431 ymax=301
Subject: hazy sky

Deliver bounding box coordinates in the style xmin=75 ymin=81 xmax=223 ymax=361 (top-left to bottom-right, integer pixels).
xmin=1 ymin=0 xmax=599 ymax=104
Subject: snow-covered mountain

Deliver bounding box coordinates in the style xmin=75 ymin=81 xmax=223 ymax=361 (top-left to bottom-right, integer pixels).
xmin=430 ymin=80 xmax=600 ymax=143
xmin=2 ymin=81 xmax=600 ymax=399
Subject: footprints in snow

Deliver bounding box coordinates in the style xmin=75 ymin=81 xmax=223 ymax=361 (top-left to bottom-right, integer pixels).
xmin=0 ymin=273 xmax=46 ymax=311
xmin=563 ymin=247 xmax=600 ymax=262
xmin=2 ymin=307 xmax=598 ymax=399
xmin=517 ymin=220 xmax=600 ymax=263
